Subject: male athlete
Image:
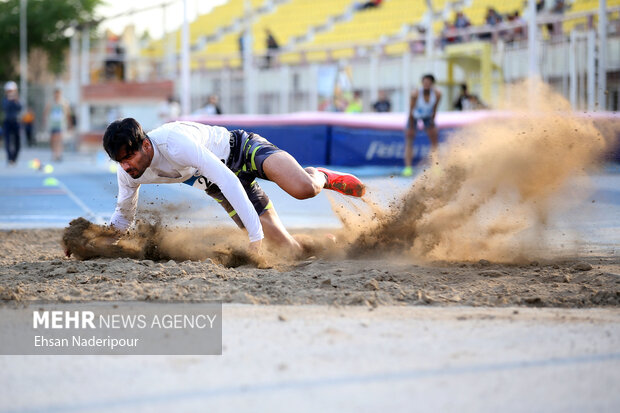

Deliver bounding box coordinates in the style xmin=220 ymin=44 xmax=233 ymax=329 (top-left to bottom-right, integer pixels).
xmin=103 ymin=118 xmax=365 ymax=256
xmin=403 ymin=74 xmax=442 ymax=177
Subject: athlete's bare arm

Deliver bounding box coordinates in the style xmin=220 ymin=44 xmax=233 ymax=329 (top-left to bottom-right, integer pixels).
xmin=407 ymin=90 xmax=418 ymax=139
xmin=432 ymin=88 xmax=442 ymax=120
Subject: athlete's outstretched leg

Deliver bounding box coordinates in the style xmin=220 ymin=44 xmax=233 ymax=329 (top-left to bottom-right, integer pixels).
xmin=262 ymin=151 xmax=365 ymax=199
xmin=428 ymin=125 xmax=439 ymax=152
xmin=259 ymin=207 xmax=302 ymax=255
xmin=261 ymin=152 xmax=324 ymax=199
xmin=403 ymin=131 xmax=415 ymax=176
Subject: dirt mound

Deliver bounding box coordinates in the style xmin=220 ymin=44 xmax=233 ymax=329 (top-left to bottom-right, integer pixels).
xmin=62 ymin=217 xmax=259 ymax=267
xmin=62 ymin=217 xmax=338 ymax=268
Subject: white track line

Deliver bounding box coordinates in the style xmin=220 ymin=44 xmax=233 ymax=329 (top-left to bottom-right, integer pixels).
xmin=56 ymin=179 xmax=106 ymax=225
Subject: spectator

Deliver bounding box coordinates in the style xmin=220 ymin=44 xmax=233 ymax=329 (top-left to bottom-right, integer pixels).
xmin=454 ymin=84 xmax=487 ymax=110
xmin=104 ymin=35 xmax=125 ymax=81
xmin=346 ymin=90 xmax=363 ymax=113
xmin=480 ymin=7 xmax=503 ymax=40
xmin=548 ymin=0 xmax=567 ymax=36
xmin=69 ymin=105 xmax=77 ymax=130
xmin=454 ymin=84 xmax=471 ymax=111
xmin=357 ymin=0 xmax=382 ymax=11
xmin=403 ymin=74 xmax=442 ymax=177
xmin=454 ymin=11 xmax=471 ymax=29
xmin=265 ymin=29 xmax=280 ymax=68
xmin=45 ymin=88 xmax=71 ymax=162
xmin=333 ymin=92 xmax=348 ymax=112
xmin=551 ymin=0 xmax=566 ymax=13
xmin=158 ymin=96 xmax=181 ymax=122
xmin=21 ymin=107 xmax=35 ymax=147
xmin=195 ymin=95 xmax=222 ymax=115
xmin=372 ymin=90 xmax=391 ymax=112
xmin=2 ymin=81 xmax=22 ymax=166
xmin=238 ymin=30 xmax=246 ymax=63
xmin=486 ymin=7 xmax=503 ymax=26
xmin=505 ymin=11 xmax=526 ymax=42
xmin=441 ymin=21 xmax=458 ymax=47
xmin=454 ymin=11 xmax=471 ymax=42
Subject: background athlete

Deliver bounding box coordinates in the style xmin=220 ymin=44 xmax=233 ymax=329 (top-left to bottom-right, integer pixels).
xmin=103 ymin=118 xmax=365 ymax=257
xmin=403 ymin=74 xmax=442 ymax=177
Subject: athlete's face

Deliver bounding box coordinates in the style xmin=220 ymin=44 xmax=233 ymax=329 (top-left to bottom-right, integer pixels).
xmin=422 ymin=78 xmax=433 ymax=90
xmin=116 ymin=139 xmax=151 ymax=179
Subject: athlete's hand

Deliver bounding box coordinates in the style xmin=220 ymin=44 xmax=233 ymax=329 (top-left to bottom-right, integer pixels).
xmin=248 ymin=239 xmax=262 ymax=255
xmin=248 ymin=239 xmax=270 ymax=268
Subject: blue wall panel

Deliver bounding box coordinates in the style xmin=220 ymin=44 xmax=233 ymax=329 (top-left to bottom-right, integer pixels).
xmin=329 ymin=126 xmax=454 ymax=166
xmin=227 ymin=125 xmax=330 ymax=166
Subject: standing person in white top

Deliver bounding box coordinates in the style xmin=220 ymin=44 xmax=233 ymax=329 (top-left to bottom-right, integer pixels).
xmin=44 ymin=88 xmax=71 ymax=162
xmin=103 ymin=118 xmax=366 ymax=258
xmin=157 ymin=96 xmax=181 ymax=123
xmin=403 ymin=74 xmax=442 ymax=177
xmin=194 ymin=95 xmax=222 ymax=116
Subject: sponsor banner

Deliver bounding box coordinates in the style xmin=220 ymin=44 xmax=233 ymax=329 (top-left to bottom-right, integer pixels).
xmin=0 ymin=301 xmax=222 ymax=355
xmin=330 ymin=126 xmax=454 ymax=166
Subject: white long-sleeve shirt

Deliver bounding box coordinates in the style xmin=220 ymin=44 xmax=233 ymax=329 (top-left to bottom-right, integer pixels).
xmin=110 ymin=121 xmax=264 ymax=242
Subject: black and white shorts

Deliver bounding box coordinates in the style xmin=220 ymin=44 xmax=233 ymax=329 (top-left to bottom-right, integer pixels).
xmin=184 ymin=129 xmax=282 ymax=228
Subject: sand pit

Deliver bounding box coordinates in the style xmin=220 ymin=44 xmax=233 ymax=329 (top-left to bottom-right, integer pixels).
xmin=1 ymin=226 xmax=619 ymax=307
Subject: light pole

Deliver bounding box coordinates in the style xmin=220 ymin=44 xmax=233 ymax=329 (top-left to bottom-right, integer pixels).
xmin=527 ymin=0 xmax=538 ymax=78
xmin=180 ymin=0 xmax=190 ymax=115
xmin=598 ymin=0 xmax=607 ymax=110
xmin=19 ymin=0 xmax=28 ymax=107
xmin=243 ymin=0 xmax=255 ymax=114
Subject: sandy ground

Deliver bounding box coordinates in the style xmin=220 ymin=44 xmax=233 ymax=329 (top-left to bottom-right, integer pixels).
xmin=1 ymin=227 xmax=618 ymax=307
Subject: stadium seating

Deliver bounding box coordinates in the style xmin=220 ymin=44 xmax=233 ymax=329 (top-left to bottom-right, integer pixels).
xmin=142 ymin=0 xmax=616 ymax=66
xmin=563 ymin=0 xmax=620 ymax=33
xmin=143 ymin=0 xmax=267 ymax=61
xmin=191 ymin=0 xmax=266 ymax=44
xmin=303 ymin=0 xmax=428 ymax=59
xmin=460 ymin=0 xmax=523 ymax=26
xmin=195 ymin=0 xmax=354 ymax=67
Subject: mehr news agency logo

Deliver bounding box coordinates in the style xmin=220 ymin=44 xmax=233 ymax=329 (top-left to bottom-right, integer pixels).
xmin=32 ymin=309 xmax=218 ymax=350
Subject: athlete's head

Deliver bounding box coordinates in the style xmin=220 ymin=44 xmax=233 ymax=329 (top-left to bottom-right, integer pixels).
xmin=103 ymin=118 xmax=152 ymax=179
xmin=4 ymin=81 xmax=17 ymax=99
xmin=422 ymin=74 xmax=435 ymax=90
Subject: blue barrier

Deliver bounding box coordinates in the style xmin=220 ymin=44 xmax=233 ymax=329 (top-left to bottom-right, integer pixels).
xmin=191 ymin=111 xmax=620 ymax=166
xmin=223 ymin=124 xmax=457 ymax=166
xmin=329 ymin=126 xmax=454 ymax=166
xmin=227 ymin=125 xmax=330 ymax=166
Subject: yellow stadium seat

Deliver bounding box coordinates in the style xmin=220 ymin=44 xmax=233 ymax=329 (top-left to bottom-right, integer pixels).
xmin=385 ymin=41 xmax=409 ymax=55
xmin=301 ymin=0 xmax=427 ymax=60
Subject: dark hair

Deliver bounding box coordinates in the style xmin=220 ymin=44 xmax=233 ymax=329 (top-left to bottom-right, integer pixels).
xmin=422 ymin=74 xmax=435 ymax=83
xmin=461 ymin=83 xmax=468 ymax=92
xmin=103 ymin=118 xmax=146 ymax=160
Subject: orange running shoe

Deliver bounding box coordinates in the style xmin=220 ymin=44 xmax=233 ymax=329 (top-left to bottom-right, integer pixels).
xmin=317 ymin=167 xmax=366 ymax=197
